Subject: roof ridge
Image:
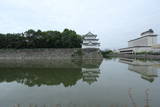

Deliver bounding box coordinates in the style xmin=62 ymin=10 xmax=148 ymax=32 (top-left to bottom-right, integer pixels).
xmin=85 ymin=32 xmax=97 ymax=36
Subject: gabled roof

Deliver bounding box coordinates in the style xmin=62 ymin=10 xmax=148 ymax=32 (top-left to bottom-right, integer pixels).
xmin=86 ymin=32 xmax=94 ymax=35
xmin=84 ymin=32 xmax=97 ymax=37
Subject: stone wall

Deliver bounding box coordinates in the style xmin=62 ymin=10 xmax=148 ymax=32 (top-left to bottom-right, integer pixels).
xmin=82 ymin=49 xmax=103 ymax=59
xmin=0 ymin=48 xmax=103 ymax=60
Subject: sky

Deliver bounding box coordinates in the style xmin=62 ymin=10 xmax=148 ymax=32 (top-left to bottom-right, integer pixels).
xmin=0 ymin=0 xmax=160 ymax=50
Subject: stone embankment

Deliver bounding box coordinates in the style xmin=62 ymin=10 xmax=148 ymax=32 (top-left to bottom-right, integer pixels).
xmin=0 ymin=48 xmax=102 ymax=60
xmin=108 ymin=53 xmax=160 ymax=60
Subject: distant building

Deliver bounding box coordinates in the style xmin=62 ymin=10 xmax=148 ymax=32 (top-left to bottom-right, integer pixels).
xmin=128 ymin=29 xmax=157 ymax=47
xmin=82 ymin=32 xmax=100 ymax=49
xmin=119 ymin=29 xmax=158 ymax=54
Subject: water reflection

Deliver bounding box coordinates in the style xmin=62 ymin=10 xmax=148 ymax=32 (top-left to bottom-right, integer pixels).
xmin=0 ymin=59 xmax=102 ymax=87
xmin=82 ymin=60 xmax=101 ymax=84
xmin=82 ymin=69 xmax=100 ymax=85
xmin=119 ymin=58 xmax=160 ymax=82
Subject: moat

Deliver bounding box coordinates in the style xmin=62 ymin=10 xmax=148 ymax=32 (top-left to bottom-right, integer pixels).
xmin=0 ymin=58 xmax=160 ymax=107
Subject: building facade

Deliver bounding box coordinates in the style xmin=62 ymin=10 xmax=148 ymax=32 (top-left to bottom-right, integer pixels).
xmin=119 ymin=29 xmax=158 ymax=54
xmin=128 ymin=29 xmax=157 ymax=47
xmin=82 ymin=32 xmax=100 ymax=49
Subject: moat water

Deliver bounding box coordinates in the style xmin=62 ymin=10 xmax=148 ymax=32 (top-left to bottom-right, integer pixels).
xmin=0 ymin=58 xmax=160 ymax=107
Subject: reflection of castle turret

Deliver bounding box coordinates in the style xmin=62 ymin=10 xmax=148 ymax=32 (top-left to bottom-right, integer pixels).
xmin=82 ymin=68 xmax=100 ymax=85
xmin=81 ymin=59 xmax=102 ymax=85
xmin=119 ymin=58 xmax=159 ymax=82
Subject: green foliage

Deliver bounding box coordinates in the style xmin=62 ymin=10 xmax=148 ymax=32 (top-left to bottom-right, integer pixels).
xmin=101 ymin=49 xmax=113 ymax=57
xmin=0 ymin=29 xmax=82 ymax=49
xmin=0 ymin=68 xmax=82 ymax=87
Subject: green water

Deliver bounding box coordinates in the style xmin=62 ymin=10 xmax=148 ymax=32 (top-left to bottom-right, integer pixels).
xmin=0 ymin=58 xmax=160 ymax=107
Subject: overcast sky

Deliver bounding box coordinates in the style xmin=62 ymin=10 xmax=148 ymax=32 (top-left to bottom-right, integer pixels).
xmin=0 ymin=0 xmax=160 ymax=49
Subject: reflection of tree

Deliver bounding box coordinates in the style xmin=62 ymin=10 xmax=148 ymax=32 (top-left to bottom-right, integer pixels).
xmin=0 ymin=68 xmax=82 ymax=87
xmin=0 ymin=59 xmax=102 ymax=87
xmin=0 ymin=67 xmax=101 ymax=86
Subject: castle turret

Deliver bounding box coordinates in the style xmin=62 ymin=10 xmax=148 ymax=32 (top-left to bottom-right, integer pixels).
xmin=82 ymin=32 xmax=100 ymax=49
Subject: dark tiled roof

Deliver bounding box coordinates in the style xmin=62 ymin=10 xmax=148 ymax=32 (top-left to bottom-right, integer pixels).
xmin=84 ymin=32 xmax=97 ymax=37
xmin=141 ymin=29 xmax=154 ymax=36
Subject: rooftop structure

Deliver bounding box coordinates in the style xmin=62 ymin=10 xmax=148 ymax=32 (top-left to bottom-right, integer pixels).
xmin=141 ymin=29 xmax=154 ymax=36
xmin=82 ymin=32 xmax=100 ymax=49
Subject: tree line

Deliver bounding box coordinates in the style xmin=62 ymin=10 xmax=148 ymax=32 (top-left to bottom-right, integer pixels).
xmin=0 ymin=29 xmax=82 ymax=49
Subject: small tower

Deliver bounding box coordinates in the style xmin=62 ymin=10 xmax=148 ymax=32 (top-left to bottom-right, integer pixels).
xmin=140 ymin=29 xmax=155 ymax=37
xmin=82 ymin=32 xmax=100 ymax=49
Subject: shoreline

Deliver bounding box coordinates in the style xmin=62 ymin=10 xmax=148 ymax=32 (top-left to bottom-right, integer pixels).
xmin=105 ymin=53 xmax=160 ymax=60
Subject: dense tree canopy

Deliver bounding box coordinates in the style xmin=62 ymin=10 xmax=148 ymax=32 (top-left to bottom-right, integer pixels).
xmin=0 ymin=29 xmax=82 ymax=49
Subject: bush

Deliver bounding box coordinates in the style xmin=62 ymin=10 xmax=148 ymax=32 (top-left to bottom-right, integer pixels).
xmin=101 ymin=50 xmax=113 ymax=57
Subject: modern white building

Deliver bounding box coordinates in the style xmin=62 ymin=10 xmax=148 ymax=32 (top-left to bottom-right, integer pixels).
xmin=119 ymin=29 xmax=158 ymax=54
xmin=82 ymin=32 xmax=100 ymax=49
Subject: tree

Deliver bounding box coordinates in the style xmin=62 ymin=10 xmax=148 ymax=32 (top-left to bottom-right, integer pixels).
xmin=0 ymin=29 xmax=82 ymax=49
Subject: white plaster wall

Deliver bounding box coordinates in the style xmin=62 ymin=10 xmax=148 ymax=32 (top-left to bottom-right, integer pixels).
xmin=147 ymin=36 xmax=157 ymax=46
xmin=83 ymin=40 xmax=98 ymax=44
xmin=128 ymin=41 xmax=133 ymax=47
xmin=133 ymin=47 xmax=153 ymax=53
xmin=82 ymin=45 xmax=100 ymax=49
xmin=128 ymin=36 xmax=157 ymax=47
xmin=128 ymin=37 xmax=148 ymax=47
xmin=152 ymin=36 xmax=157 ymax=45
